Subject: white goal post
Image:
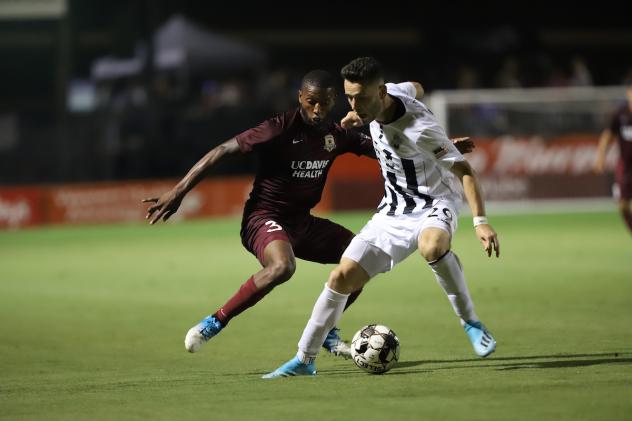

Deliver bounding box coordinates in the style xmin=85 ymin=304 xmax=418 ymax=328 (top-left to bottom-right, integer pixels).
xmin=425 ymin=86 xmax=627 ymax=206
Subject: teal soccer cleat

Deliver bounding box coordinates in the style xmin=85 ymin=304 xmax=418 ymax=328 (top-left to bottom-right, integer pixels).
xmin=262 ymin=356 xmax=317 ymax=379
xmin=463 ymin=320 xmax=496 ymax=357
xmin=184 ymin=315 xmax=224 ymax=353
xmin=322 ymin=327 xmax=352 ymax=359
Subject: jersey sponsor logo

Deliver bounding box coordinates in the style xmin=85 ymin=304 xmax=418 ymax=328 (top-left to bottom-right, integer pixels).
xmin=324 ymin=134 xmax=336 ymax=152
xmin=291 ymin=159 xmax=330 ymax=179
xmin=290 ymin=160 xmax=329 ymax=170
xmin=292 ymin=138 xmax=304 ymax=144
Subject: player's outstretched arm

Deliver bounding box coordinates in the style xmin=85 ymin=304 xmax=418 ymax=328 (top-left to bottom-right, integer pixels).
xmin=142 ymin=138 xmax=241 ymax=225
xmin=592 ymin=129 xmax=614 ymax=173
xmin=450 ymin=160 xmax=500 ymax=257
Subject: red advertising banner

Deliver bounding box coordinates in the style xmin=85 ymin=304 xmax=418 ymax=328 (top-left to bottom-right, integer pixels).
xmin=467 ymin=135 xmax=618 ymax=200
xmin=0 ymin=134 xmax=618 ymax=230
xmin=467 ymin=134 xmax=617 ymax=176
xmin=0 ymin=175 xmax=336 ymax=230
xmin=46 ymin=177 xmax=257 ymax=225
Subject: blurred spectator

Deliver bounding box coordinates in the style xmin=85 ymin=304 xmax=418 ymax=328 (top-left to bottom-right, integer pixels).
xmin=622 ymin=67 xmax=632 ymax=85
xmin=188 ymin=80 xmax=221 ymax=118
xmin=217 ymin=81 xmax=245 ymax=108
xmin=569 ymin=56 xmax=593 ymax=87
xmin=117 ymin=79 xmax=149 ymax=178
xmin=546 ymin=64 xmax=571 ymax=87
xmin=495 ymin=57 xmax=522 ymax=88
xmin=456 ymin=65 xmax=481 ymax=90
xmin=257 ymin=69 xmax=295 ymax=113
xmin=97 ymin=78 xmax=148 ymax=180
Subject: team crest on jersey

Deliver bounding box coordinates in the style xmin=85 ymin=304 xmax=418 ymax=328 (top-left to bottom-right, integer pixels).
xmin=433 ymin=146 xmax=448 ymax=158
xmin=324 ymin=134 xmax=336 ymax=152
xmin=391 ymin=134 xmax=402 ymax=150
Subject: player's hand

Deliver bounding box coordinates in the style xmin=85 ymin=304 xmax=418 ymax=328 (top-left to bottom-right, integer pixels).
xmin=451 ymin=137 xmax=475 ymax=154
xmin=341 ymin=111 xmax=364 ymax=129
xmin=475 ymin=224 xmax=500 ymax=257
xmin=142 ymin=190 xmax=183 ymax=225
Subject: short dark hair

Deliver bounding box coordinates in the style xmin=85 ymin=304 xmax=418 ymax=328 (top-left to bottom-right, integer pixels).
xmin=340 ymin=57 xmax=384 ymax=84
xmin=301 ymin=70 xmax=336 ymax=90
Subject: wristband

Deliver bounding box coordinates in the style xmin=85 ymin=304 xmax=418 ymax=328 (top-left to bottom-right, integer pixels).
xmin=473 ymin=216 xmax=488 ymax=227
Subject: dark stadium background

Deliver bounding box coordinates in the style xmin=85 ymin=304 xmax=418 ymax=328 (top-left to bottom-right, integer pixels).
xmin=1 ymin=0 xmax=631 ymax=185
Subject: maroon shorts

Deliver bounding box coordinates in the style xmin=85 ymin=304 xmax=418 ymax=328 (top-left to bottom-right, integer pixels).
xmin=240 ymin=210 xmax=355 ymax=265
xmin=615 ymin=160 xmax=632 ymax=200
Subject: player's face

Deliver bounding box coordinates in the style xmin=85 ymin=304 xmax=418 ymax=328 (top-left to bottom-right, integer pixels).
xmin=344 ymin=80 xmax=385 ymax=122
xmin=627 ymin=87 xmax=632 ymax=105
xmin=298 ymin=85 xmax=336 ymax=126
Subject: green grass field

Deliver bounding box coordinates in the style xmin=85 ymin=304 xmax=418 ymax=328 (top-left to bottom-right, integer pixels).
xmin=1 ymin=211 xmax=631 ymax=420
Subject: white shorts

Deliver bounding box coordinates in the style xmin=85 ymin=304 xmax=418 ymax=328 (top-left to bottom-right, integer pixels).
xmin=342 ymin=199 xmax=459 ymax=278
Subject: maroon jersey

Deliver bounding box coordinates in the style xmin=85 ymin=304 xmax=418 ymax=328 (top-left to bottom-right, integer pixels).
xmin=235 ymin=108 xmax=374 ymax=214
xmin=610 ymin=105 xmax=632 ymax=169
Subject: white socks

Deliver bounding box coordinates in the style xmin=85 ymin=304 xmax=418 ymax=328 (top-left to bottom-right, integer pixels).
xmin=429 ymin=251 xmax=479 ymax=323
xmin=297 ymin=284 xmax=349 ymax=363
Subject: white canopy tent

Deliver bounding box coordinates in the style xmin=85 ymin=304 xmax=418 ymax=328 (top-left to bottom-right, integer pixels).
xmin=154 ymin=15 xmax=266 ymax=72
xmin=91 ymin=15 xmax=266 ymax=80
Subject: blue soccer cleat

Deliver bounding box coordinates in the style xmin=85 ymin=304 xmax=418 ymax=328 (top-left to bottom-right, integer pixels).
xmin=463 ymin=320 xmax=496 ymax=357
xmin=322 ymin=327 xmax=352 ymax=359
xmin=184 ymin=315 xmax=224 ymax=353
xmin=262 ymin=356 xmax=317 ymax=379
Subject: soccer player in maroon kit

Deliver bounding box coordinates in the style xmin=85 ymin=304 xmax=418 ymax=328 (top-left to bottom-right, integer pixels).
xmin=594 ymin=85 xmax=632 ymax=235
xmin=143 ymin=70 xmax=473 ymax=356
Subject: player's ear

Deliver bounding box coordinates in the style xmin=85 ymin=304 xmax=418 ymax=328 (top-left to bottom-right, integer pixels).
xmin=298 ymin=89 xmax=303 ymax=102
xmin=327 ymin=87 xmax=337 ymax=101
xmin=378 ymin=84 xmax=387 ymax=99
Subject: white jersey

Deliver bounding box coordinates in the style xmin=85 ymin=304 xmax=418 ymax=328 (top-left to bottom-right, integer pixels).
xmin=369 ymin=82 xmax=464 ymax=216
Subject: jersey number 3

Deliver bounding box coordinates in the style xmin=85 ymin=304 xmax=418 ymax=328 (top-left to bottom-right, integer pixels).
xmin=265 ymin=220 xmax=283 ymax=232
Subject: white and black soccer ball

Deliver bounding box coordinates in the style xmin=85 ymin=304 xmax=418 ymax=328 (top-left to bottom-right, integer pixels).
xmin=350 ymin=324 xmax=400 ymax=374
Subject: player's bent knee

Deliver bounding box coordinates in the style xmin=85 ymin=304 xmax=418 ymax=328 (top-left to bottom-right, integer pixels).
xmin=266 ymin=259 xmax=296 ymax=285
xmin=419 ymin=229 xmax=451 ymax=262
xmin=327 ymin=262 xmax=367 ymax=294
xmin=419 ymin=242 xmax=449 ymax=262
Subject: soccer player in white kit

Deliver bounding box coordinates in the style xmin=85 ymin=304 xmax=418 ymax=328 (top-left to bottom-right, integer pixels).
xmin=264 ymin=57 xmax=500 ymax=378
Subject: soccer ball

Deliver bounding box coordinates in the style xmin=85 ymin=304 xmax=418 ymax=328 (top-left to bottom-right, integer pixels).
xmin=350 ymin=324 xmax=400 ymax=374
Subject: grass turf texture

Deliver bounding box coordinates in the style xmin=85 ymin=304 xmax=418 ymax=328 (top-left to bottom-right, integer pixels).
xmin=1 ymin=211 xmax=631 ymax=420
